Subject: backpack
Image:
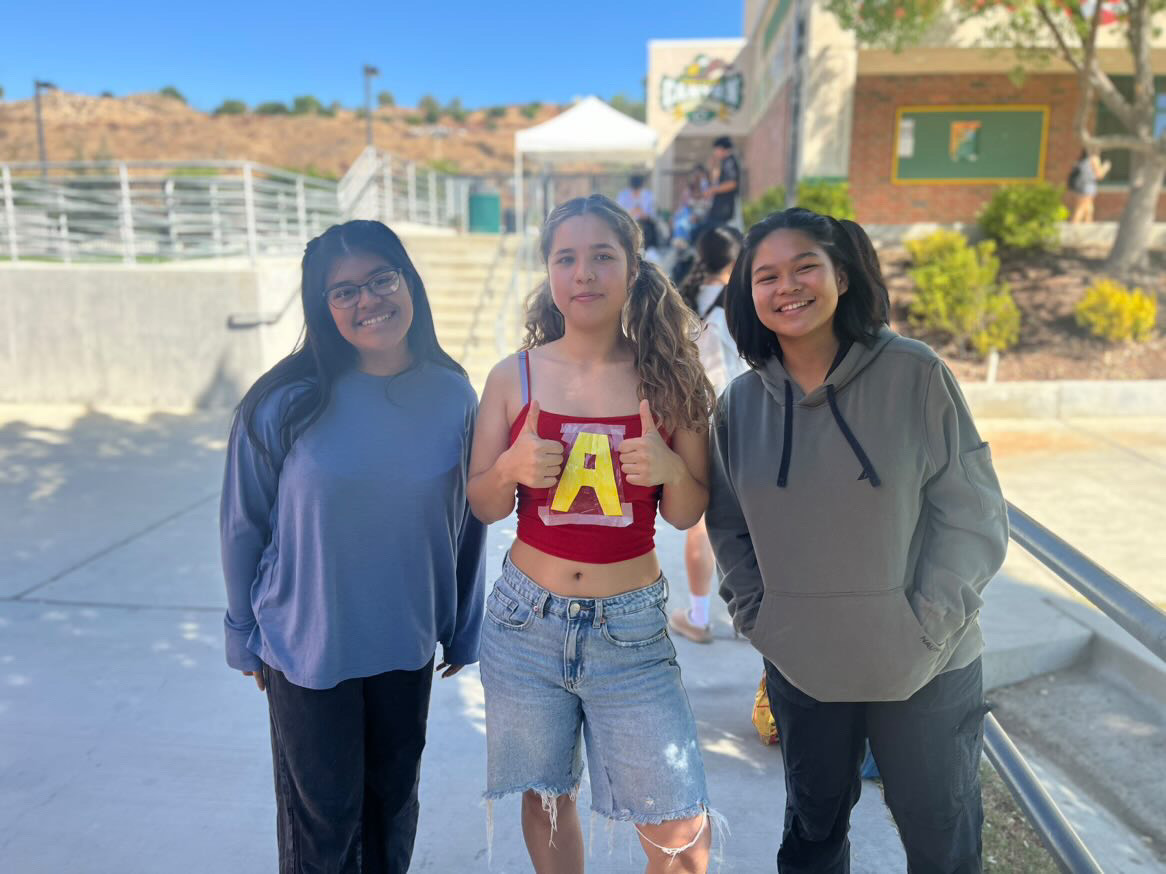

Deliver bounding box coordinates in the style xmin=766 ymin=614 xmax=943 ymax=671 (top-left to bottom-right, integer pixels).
xmin=1067 ymin=162 xmax=1083 ymax=191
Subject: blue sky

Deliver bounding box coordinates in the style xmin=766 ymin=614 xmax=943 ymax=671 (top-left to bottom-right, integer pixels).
xmin=1 ymin=1 xmax=741 ymax=110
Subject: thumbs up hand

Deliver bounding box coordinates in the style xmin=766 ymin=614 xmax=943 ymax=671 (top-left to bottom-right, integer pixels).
xmin=502 ymin=400 xmax=564 ymax=489
xmin=619 ymin=399 xmax=680 ymax=487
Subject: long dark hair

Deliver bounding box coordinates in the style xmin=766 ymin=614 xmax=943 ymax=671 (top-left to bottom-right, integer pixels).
xmin=521 ymin=194 xmax=714 ymax=432
xmin=678 ymin=225 xmax=742 ymax=315
xmin=725 ymin=208 xmax=889 ymax=369
xmin=236 ymin=220 xmax=464 ymax=467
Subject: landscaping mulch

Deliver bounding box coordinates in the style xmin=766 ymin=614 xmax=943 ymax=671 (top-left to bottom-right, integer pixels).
xmin=881 ymin=247 xmax=1166 ymax=383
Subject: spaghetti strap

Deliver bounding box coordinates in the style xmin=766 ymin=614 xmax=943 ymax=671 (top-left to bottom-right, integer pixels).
xmin=518 ymin=349 xmax=531 ymax=406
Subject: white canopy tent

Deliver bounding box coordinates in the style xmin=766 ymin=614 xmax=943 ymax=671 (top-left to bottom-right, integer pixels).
xmin=513 ymin=96 xmax=658 ymax=235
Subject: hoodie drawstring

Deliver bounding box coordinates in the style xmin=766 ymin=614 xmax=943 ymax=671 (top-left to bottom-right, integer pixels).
xmin=826 ymin=384 xmax=881 ymax=487
xmin=777 ymin=380 xmax=793 ymax=487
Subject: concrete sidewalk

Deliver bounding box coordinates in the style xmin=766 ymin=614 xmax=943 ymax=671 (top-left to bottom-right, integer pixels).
xmin=1 ymin=406 xmax=1163 ymax=872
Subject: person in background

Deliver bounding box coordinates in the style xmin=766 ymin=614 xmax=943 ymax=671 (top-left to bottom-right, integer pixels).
xmin=1068 ymin=148 xmax=1111 ymax=223
xmin=688 ymin=137 xmax=740 ymax=248
xmin=708 ymin=208 xmax=1007 ymax=872
xmin=670 ymin=165 xmax=713 ymax=285
xmin=670 ymin=225 xmax=747 ymax=644
xmin=220 ymin=220 xmax=485 ymax=874
xmin=618 ymin=174 xmax=656 ymax=221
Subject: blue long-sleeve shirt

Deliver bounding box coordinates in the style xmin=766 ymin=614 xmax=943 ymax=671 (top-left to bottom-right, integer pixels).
xmin=220 ymin=363 xmax=486 ymax=690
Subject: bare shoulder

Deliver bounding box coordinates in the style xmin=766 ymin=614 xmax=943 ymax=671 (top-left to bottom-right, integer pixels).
xmin=482 ymin=352 xmax=525 ymax=424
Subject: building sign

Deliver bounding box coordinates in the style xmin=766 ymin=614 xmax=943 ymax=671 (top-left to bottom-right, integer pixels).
xmin=659 ymin=54 xmax=745 ymax=124
xmin=949 ymin=121 xmax=981 ymax=162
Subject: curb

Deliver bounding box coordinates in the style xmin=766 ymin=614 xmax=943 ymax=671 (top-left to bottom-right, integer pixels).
xmin=962 ymin=380 xmax=1166 ymax=419
xmin=1050 ymin=599 xmax=1166 ymax=715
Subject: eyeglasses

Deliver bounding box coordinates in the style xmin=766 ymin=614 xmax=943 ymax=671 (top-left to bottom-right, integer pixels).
xmin=324 ymin=269 xmax=402 ymax=309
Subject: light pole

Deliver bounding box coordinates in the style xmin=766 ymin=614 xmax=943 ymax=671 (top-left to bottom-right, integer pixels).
xmin=363 ymin=65 xmax=379 ymax=147
xmin=34 ymin=80 xmax=57 ymax=177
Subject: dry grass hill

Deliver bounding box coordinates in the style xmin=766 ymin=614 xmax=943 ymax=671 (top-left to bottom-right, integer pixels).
xmin=0 ymin=91 xmax=564 ymax=177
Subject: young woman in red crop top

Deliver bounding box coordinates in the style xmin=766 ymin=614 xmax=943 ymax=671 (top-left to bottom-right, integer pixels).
xmin=468 ymin=195 xmax=718 ymax=872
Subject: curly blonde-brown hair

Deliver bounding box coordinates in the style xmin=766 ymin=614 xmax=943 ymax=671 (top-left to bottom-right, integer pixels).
xmin=521 ymin=194 xmax=714 ymax=432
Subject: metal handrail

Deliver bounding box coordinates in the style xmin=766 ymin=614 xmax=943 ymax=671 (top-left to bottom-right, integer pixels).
xmin=986 ymin=500 xmax=1166 ymax=873
xmin=0 ymin=154 xmax=470 ymax=263
xmin=1007 ymin=502 xmax=1166 ymax=664
xmin=983 ymin=714 xmax=1104 ymax=874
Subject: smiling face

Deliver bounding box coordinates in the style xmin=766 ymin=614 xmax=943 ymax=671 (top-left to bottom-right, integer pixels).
xmin=325 ymin=252 xmax=414 ymax=374
xmin=546 ymin=213 xmax=634 ymax=332
xmin=750 ymin=228 xmax=848 ymax=349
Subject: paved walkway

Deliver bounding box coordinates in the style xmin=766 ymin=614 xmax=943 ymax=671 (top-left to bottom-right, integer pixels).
xmin=0 ymin=406 xmax=1162 ymax=872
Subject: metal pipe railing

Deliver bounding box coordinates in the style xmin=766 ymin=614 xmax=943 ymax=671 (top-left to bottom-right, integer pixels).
xmin=982 ymin=714 xmax=1105 ymax=874
xmin=989 ymin=501 xmax=1166 ymax=872
xmin=0 ymin=153 xmax=471 ymax=263
xmin=1007 ymin=502 xmax=1166 ymax=665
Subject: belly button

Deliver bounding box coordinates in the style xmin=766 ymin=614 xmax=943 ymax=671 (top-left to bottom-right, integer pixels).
xmin=574 ymin=572 xmax=582 ymax=581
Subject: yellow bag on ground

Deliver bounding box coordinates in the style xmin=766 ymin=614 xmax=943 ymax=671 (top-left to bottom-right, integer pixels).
xmin=752 ymin=673 xmax=779 ymax=745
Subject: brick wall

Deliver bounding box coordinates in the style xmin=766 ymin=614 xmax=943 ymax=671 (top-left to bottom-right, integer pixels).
xmin=744 ymin=79 xmax=794 ymax=201
xmin=848 ymin=72 xmax=1166 ymax=224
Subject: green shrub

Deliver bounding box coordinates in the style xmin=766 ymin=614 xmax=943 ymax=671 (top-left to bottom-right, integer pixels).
xmin=743 ymin=184 xmax=786 ymax=228
xmin=418 ymin=95 xmax=440 ymax=123
xmin=404 ymin=115 xmax=423 ymax=126
xmin=1074 ymin=279 xmax=1157 ymax=343
xmin=905 ymin=229 xmax=969 ymax=267
xmin=159 ymin=85 xmax=186 ymax=103
xmin=909 ymin=237 xmax=1020 ymax=358
xmin=487 ymin=106 xmax=507 ymax=119
xmin=444 ymin=98 xmax=467 ymax=123
xmin=292 ymin=95 xmax=323 ymax=115
xmin=377 ymin=90 xmax=395 ymax=107
xmin=795 ymin=179 xmax=855 ymax=220
xmin=254 ymin=101 xmax=289 ymax=116
xmin=520 ymin=101 xmax=542 ymax=120
xmin=978 ymin=183 xmax=1067 ymax=251
xmin=213 ymin=99 xmax=247 ymax=116
xmin=427 ymin=159 xmax=461 ymax=175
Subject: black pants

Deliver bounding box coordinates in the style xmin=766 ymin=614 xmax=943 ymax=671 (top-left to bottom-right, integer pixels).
xmin=765 ymin=658 xmax=986 ymax=874
xmin=264 ymin=659 xmax=434 ymax=874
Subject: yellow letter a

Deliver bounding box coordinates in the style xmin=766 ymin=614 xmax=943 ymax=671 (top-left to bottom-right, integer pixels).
xmin=550 ymin=431 xmax=623 ymax=516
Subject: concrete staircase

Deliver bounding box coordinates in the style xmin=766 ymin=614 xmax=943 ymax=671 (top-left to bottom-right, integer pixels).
xmin=401 ymin=232 xmax=526 ymax=392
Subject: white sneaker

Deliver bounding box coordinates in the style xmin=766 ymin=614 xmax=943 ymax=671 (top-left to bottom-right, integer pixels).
xmin=668 ymin=608 xmax=713 ymax=644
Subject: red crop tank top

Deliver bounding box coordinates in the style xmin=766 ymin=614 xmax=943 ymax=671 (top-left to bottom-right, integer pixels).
xmin=509 ymin=350 xmax=665 ymax=563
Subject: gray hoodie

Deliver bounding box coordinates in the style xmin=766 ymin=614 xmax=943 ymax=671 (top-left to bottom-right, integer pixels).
xmin=707 ymin=328 xmax=1008 ymax=702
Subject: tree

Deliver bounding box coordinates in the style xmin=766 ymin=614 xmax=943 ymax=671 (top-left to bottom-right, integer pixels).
xmin=254 ymin=101 xmax=290 ymax=116
xmin=378 ymin=90 xmax=395 ymax=107
xmin=826 ymin=0 xmax=1166 ymax=274
xmin=159 ymin=85 xmax=186 ymax=103
xmin=292 ymin=95 xmax=323 ymax=115
xmin=419 ymin=94 xmax=441 ymax=123
xmin=214 ymin=99 xmax=247 ymax=116
xmin=608 ymin=93 xmax=646 ymax=121
xmin=0 ymin=85 xmax=5 ymax=100
xmin=444 ymin=97 xmax=467 ymax=122
xmin=520 ymin=101 xmax=542 ymax=120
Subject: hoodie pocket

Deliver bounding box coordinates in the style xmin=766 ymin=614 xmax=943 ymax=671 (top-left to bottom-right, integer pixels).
xmin=960 ymin=442 xmax=1004 ymax=516
xmin=749 ymin=588 xmax=949 ymax=703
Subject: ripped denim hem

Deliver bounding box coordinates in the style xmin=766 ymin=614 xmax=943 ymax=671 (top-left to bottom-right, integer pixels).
xmin=482 ymin=783 xmax=581 ymax=865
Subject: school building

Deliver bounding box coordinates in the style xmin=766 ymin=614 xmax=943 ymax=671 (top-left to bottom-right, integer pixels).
xmin=647 ymin=1 xmax=1166 ymax=224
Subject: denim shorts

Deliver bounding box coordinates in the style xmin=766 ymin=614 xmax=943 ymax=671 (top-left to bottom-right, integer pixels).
xmin=480 ymin=556 xmax=709 ymax=826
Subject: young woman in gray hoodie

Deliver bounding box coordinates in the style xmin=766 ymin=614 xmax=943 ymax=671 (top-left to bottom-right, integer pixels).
xmin=706 ymin=209 xmax=1008 ymax=873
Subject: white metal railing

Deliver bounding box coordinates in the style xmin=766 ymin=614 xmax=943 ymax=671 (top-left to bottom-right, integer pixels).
xmin=0 ymin=153 xmax=471 ymax=263
xmin=339 ymin=145 xmax=471 ymax=232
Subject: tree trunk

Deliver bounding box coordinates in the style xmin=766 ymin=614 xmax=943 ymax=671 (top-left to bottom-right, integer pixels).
xmin=1105 ymin=153 xmax=1166 ymax=276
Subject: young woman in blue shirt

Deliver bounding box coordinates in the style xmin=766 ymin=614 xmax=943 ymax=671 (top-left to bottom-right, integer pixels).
xmin=220 ymin=220 xmax=486 ymax=873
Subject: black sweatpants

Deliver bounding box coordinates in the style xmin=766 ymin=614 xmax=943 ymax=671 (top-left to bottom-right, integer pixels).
xmin=264 ymin=658 xmax=434 ymax=874
xmin=765 ymin=657 xmax=987 ymax=874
